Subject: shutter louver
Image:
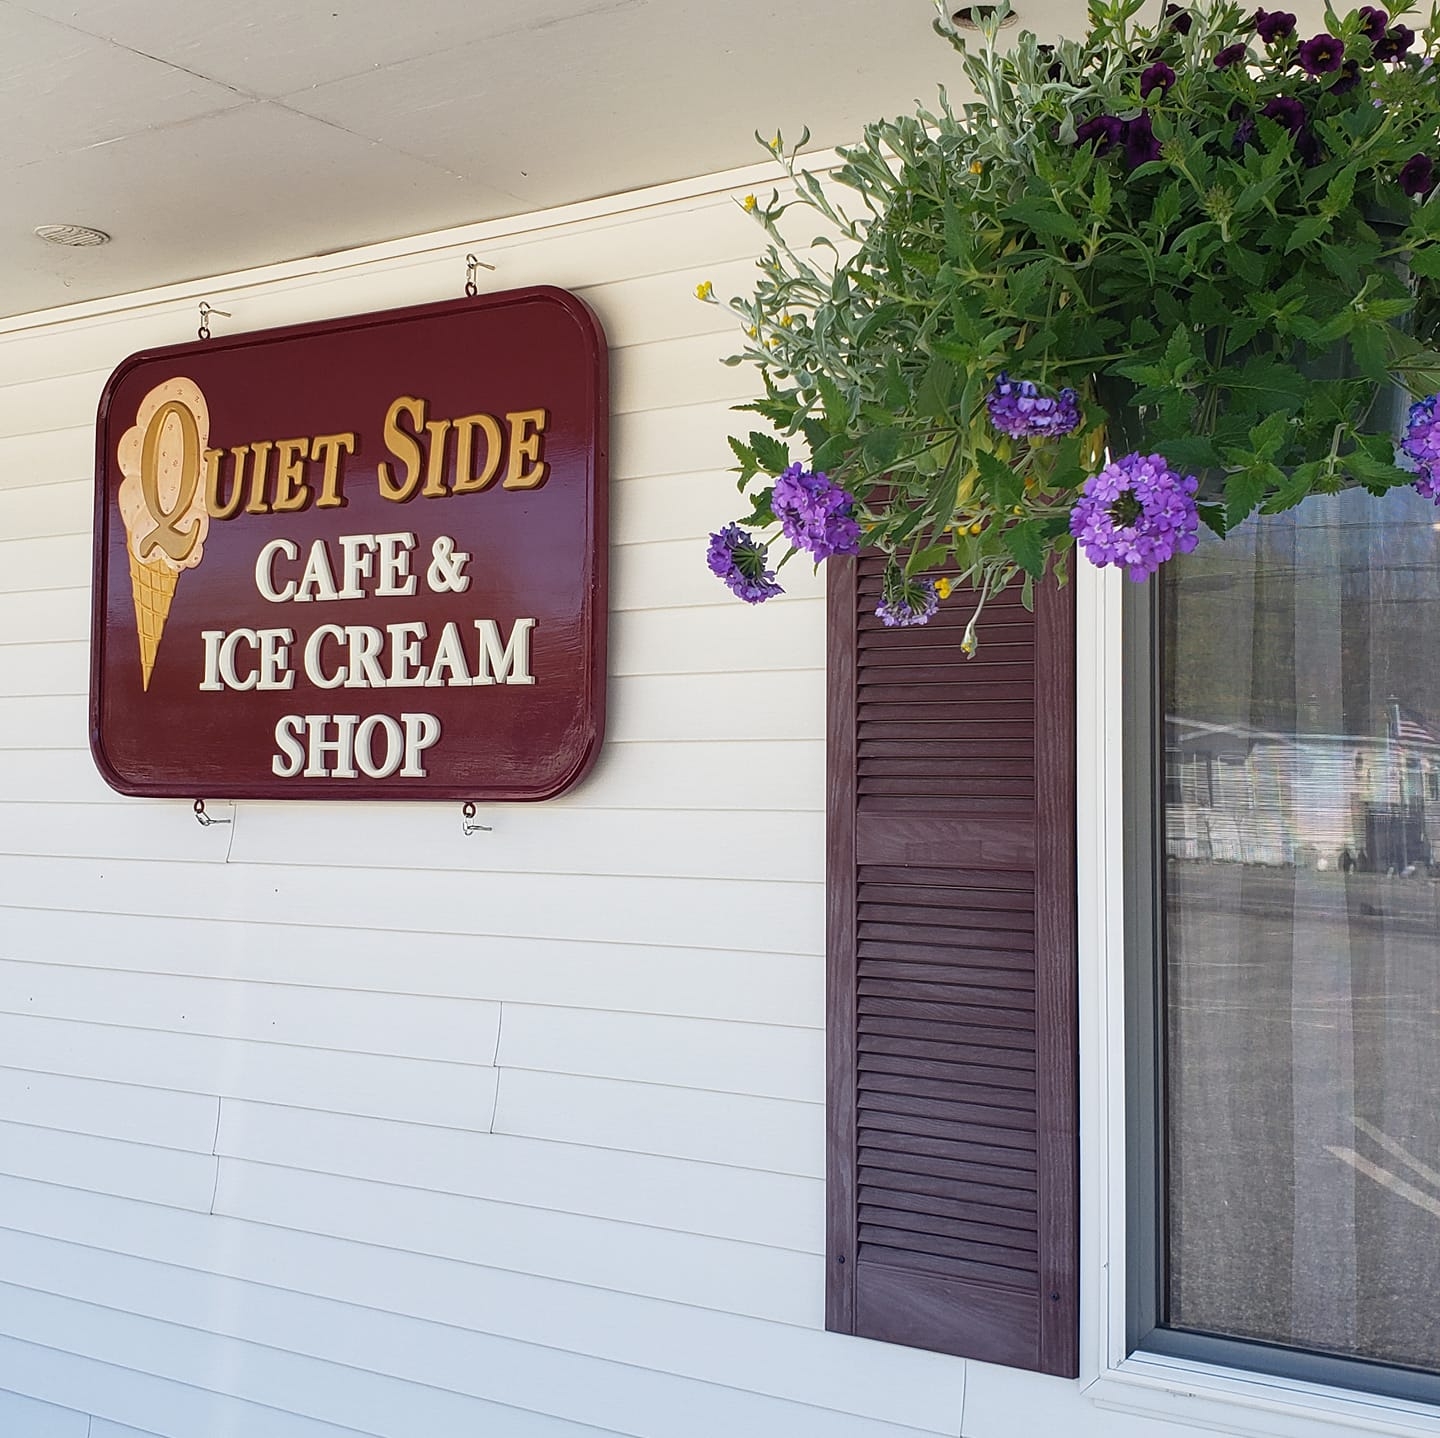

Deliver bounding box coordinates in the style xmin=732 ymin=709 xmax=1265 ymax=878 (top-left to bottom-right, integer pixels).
xmin=827 ymin=555 xmax=1077 ymax=1376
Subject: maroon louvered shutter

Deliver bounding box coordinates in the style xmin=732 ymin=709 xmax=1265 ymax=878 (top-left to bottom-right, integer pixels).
xmin=825 ymin=554 xmax=1077 ymax=1376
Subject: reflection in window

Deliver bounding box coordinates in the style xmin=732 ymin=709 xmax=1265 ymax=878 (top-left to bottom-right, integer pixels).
xmin=1162 ymin=486 xmax=1440 ymax=1374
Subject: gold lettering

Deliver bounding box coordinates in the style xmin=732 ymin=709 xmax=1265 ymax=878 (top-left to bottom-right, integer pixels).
xmin=138 ymin=399 xmax=203 ymax=561
xmin=451 ymin=413 xmax=503 ymax=494
xmin=377 ymin=396 xmax=426 ymax=501
xmin=245 ymin=440 xmax=275 ymax=515
xmin=311 ymin=433 xmax=356 ymax=509
xmin=272 ymin=437 xmax=312 ymax=513
xmin=421 ymin=418 xmax=453 ymax=499
xmin=204 ymin=446 xmax=244 ymax=520
xmin=503 ymin=408 xmax=549 ymax=490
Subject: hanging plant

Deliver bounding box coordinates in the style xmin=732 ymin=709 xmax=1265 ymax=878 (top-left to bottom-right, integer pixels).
xmin=701 ymin=0 xmax=1440 ymax=649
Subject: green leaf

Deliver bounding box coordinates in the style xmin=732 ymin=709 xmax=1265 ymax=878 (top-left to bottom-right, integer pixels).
xmin=749 ymin=431 xmax=791 ymax=475
xmin=977 ymin=448 xmax=1025 ymax=509
xmin=727 ymin=436 xmax=757 ymax=477
xmin=862 ymin=426 xmax=905 ymax=469
xmin=1284 ymin=214 xmax=1331 ymax=254
xmin=816 ymin=373 xmax=850 ymax=430
xmin=1001 ymin=198 xmax=1085 ymax=242
xmin=1197 ymin=502 xmax=1226 ymax=537
xmin=1408 ymin=245 xmax=1440 ymax=280
xmin=1224 ymin=468 xmax=1269 ymax=530
xmin=737 ymin=486 xmax=776 ymax=527
xmin=1002 ymin=520 xmax=1046 ymax=579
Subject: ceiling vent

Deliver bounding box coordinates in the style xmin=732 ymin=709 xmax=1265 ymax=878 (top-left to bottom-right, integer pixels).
xmin=34 ymin=224 xmax=110 ymax=247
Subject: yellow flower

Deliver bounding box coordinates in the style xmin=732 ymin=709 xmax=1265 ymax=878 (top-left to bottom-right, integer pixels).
xmin=961 ymin=633 xmax=977 ymax=657
xmin=968 ymin=521 xmax=984 ymax=536
xmin=1012 ymin=505 xmax=1025 ymax=516
xmin=743 ymin=194 xmax=758 ymax=212
xmin=768 ymin=133 xmax=782 ymax=152
xmin=695 ymin=280 xmax=714 ymax=302
xmin=780 ymin=313 xmax=794 ymax=327
xmin=935 ymin=577 xmax=953 ymax=600
xmin=747 ymin=325 xmax=759 ymax=339
xmin=766 ymin=336 xmax=780 ymax=348
xmin=969 ymin=160 xmax=984 ymax=175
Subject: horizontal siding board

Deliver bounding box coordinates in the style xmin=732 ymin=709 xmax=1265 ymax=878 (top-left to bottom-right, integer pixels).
xmin=216 ymin=1098 xmax=823 ymax=1251
xmin=0 ymin=1067 xmax=218 ymax=1152
xmin=0 ymin=1388 xmax=89 ymax=1437
xmin=0 ymin=1241 xmax=954 ymax=1438
xmin=496 ymin=1004 xmax=823 ymax=1102
xmin=0 ymin=1013 xmax=497 ymax=1131
xmin=0 ymin=1120 xmax=216 ymax=1211
xmin=493 ymin=1069 xmax=824 ymax=1177
xmin=0 ymin=856 xmax=822 ymax=954
xmin=215 ymin=1160 xmax=822 ymax=1326
xmin=0 ymin=959 xmax=501 ymax=1064
xmin=0 ymin=740 xmax=827 ymax=812
xmin=0 ymin=1172 xmax=965 ymax=1432
xmin=0 ymin=906 xmax=822 ymax=1027
xmin=1 ymin=801 xmax=824 ymax=884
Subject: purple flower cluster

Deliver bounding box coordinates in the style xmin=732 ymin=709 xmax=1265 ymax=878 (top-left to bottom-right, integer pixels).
xmin=876 ymin=574 xmax=940 ymax=628
xmin=1075 ymin=109 xmax=1163 ymax=169
xmin=771 ymin=463 xmax=861 ymax=561
xmin=1069 ymin=452 xmax=1200 ymax=580
xmin=1399 ymin=394 xmax=1440 ymax=500
xmin=707 ymin=523 xmax=784 ymax=603
xmin=1254 ymin=8 xmax=1296 ymax=43
xmin=1401 ymin=153 xmax=1436 ymax=197
xmin=1215 ymin=42 xmax=1247 ymax=67
xmin=1298 ymin=32 xmax=1344 ymax=74
xmin=1374 ymin=22 xmax=1415 ymax=59
xmin=985 ymin=373 xmax=1082 ymax=439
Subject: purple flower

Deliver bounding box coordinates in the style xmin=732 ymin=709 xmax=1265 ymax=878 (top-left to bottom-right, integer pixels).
xmin=1254 ymin=8 xmax=1297 ymax=42
xmin=1262 ymin=94 xmax=1307 ymax=134
xmin=1358 ymin=6 xmax=1388 ymax=42
xmin=1215 ymin=43 xmax=1248 ymax=67
xmin=1298 ymin=33 xmax=1345 ymax=73
xmin=1374 ymin=23 xmax=1415 ymax=59
xmin=707 ymin=523 xmax=784 ymax=603
xmin=1141 ymin=61 xmax=1177 ymax=97
xmin=771 ymin=463 xmax=861 ymax=561
xmin=1400 ymin=394 xmax=1440 ymax=499
xmin=986 ymin=373 xmax=1082 ymax=439
xmin=1125 ymin=111 xmax=1164 ymax=168
xmin=1069 ymin=452 xmax=1200 ymax=580
xmin=1076 ymin=113 xmax=1125 ymax=152
xmin=1400 ymin=153 xmax=1436 ymax=197
xmin=1330 ymin=57 xmax=1362 ymax=92
xmin=1230 ymin=101 xmax=1258 ymax=148
xmin=876 ymin=573 xmax=940 ymax=628
xmin=1165 ymin=4 xmax=1193 ymax=34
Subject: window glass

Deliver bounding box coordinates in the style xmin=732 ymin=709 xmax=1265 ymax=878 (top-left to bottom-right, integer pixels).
xmin=1162 ymin=486 xmax=1440 ymax=1373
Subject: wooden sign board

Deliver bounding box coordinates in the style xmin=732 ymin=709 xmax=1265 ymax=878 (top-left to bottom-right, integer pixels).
xmin=90 ymin=288 xmax=608 ymax=800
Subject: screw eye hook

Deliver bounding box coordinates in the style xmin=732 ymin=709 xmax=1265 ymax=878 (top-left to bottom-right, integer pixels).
xmin=193 ymin=799 xmax=232 ymax=827
xmin=461 ymin=800 xmax=491 ymax=836
xmin=197 ymin=302 xmax=231 ymax=340
xmin=463 ymin=253 xmax=495 ymax=298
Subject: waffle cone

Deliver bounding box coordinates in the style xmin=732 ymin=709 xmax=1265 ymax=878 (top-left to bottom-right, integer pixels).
xmin=127 ymin=549 xmax=180 ymax=691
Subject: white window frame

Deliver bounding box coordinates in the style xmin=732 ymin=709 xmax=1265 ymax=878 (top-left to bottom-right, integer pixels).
xmin=1074 ymin=561 xmax=1440 ymax=1438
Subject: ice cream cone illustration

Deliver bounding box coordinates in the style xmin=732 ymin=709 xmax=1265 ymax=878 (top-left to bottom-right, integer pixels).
xmin=116 ymin=378 xmax=211 ymax=689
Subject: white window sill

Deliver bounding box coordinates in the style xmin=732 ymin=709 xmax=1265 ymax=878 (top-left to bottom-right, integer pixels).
xmin=1086 ymin=1352 xmax=1440 ymax=1438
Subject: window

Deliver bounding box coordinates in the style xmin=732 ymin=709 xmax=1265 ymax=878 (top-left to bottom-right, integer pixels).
xmin=1129 ymin=486 xmax=1440 ymax=1401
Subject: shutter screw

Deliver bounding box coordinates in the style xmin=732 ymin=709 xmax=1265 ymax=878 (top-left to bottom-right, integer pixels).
xmin=1050 ymin=1291 xmax=1060 ymax=1301
xmin=837 ymin=1254 xmax=846 ymax=1265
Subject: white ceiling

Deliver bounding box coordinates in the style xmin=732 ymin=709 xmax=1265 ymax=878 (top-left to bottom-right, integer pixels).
xmin=1 ymin=0 xmax=1102 ymax=320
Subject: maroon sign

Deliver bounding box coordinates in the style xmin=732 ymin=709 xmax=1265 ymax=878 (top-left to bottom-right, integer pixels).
xmin=90 ymin=288 xmax=608 ymax=800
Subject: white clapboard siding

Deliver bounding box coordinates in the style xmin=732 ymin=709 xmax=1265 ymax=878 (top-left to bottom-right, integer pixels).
xmin=0 ymin=1120 xmax=216 ymax=1211
xmin=0 ymin=1173 xmax=965 ymax=1432
xmin=496 ymin=1004 xmax=824 ymax=1101
xmin=0 ymin=1013 xmax=498 ymax=1130
xmin=215 ymin=1099 xmax=822 ymax=1251
xmin=0 ymin=907 xmax=822 ymax=1027
xmin=0 ymin=958 xmax=501 ymax=1063
xmin=0 ymin=163 xmax=984 ymax=1438
xmin=0 ymin=1067 xmax=217 ymax=1152
xmin=212 ymin=1158 xmax=819 ymax=1325
xmin=0 ymin=854 xmax=823 ymax=953
xmin=0 ymin=737 xmax=829 ymax=812
xmin=0 ymin=1238 xmax=956 ymax=1438
xmin=0 ymin=1387 xmax=89 ymax=1437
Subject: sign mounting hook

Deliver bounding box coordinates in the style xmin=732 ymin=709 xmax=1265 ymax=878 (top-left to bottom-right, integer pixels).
xmin=197 ymin=302 xmax=231 ymax=341
xmin=464 ymin=254 xmax=495 ymax=298
xmin=193 ymin=799 xmax=232 ymax=827
xmin=461 ymin=801 xmax=491 ymax=836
